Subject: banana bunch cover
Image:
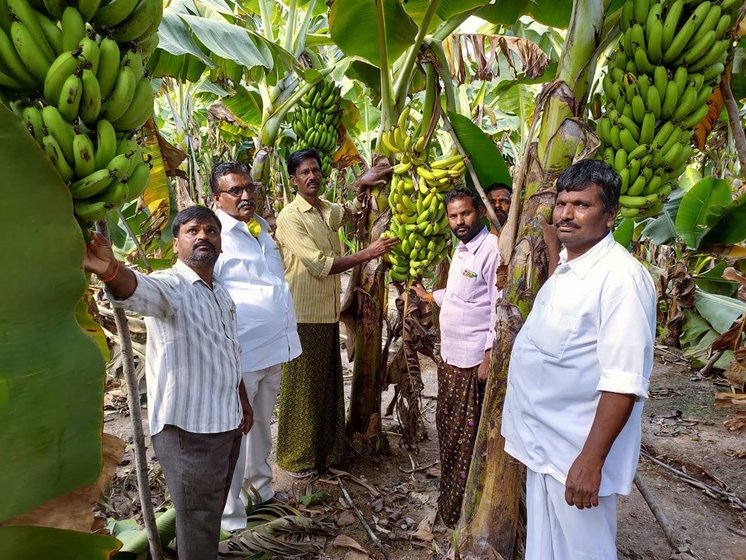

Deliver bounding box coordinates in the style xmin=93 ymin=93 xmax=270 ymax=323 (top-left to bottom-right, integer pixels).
xmin=0 ymin=0 xmax=162 ymax=226
xmin=291 ymin=79 xmax=342 ymax=176
xmin=381 ymin=107 xmax=467 ymax=284
xmin=595 ymin=0 xmax=737 ymax=219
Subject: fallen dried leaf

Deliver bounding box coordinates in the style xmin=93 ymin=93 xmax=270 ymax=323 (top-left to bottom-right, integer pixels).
xmin=336 ymin=510 xmax=356 ymax=527
xmin=332 ymin=534 xmax=368 ymax=554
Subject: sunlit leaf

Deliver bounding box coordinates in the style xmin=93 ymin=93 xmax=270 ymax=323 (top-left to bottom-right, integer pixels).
xmin=674 ymin=176 xmax=733 ymax=249
xmin=142 ymin=120 xmax=172 ymax=222
xmin=220 ymin=85 xmax=263 ymax=129
xmin=157 ymin=11 xmax=213 ymax=66
xmin=329 ymin=0 xmax=417 ymax=68
xmin=695 ymin=289 xmax=746 ymax=333
xmin=180 ymin=14 xmax=273 ymax=69
xmin=703 ymin=194 xmax=746 ymax=246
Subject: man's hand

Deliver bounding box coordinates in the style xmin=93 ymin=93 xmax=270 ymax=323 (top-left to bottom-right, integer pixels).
xmin=238 ymin=381 xmax=254 ymax=434
xmin=538 ymin=214 xmax=560 ymax=276
xmin=477 ymin=350 xmax=491 ymax=382
xmin=564 ymin=451 xmax=604 ymax=509
xmin=410 ymin=282 xmax=429 ymax=301
xmin=84 ymin=231 xmax=118 ymax=277
xmin=239 ymin=402 xmax=254 ymax=434
xmin=354 ymin=160 xmax=393 ymax=192
xmin=364 ymin=236 xmax=399 ymax=259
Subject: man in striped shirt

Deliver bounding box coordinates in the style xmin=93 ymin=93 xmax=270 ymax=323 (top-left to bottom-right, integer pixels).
xmin=83 ymin=206 xmax=253 ymax=560
xmin=274 ymin=149 xmax=398 ymax=477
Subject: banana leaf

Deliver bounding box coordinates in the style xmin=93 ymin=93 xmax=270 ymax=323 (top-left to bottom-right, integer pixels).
xmin=674 ymin=176 xmax=733 ymax=249
xmin=0 ymin=526 xmax=120 ymax=559
xmin=0 ymin=103 xmax=108 ymax=543
xmin=329 ymin=0 xmax=418 ymax=68
xmin=447 ymin=111 xmax=511 ymax=188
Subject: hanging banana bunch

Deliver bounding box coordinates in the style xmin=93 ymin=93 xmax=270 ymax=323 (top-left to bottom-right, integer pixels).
xmin=381 ymin=107 xmax=467 ymax=284
xmin=290 ymin=79 xmax=342 ymax=176
xmin=0 ymin=0 xmax=162 ymax=227
xmin=595 ymin=0 xmax=738 ymax=219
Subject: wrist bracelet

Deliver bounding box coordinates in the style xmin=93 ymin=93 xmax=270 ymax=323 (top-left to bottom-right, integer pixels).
xmin=99 ymin=260 xmax=120 ymax=283
xmin=427 ymin=292 xmax=434 ymax=303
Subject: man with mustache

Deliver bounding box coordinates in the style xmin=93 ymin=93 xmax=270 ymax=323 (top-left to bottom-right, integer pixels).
xmin=82 ymin=206 xmax=253 ymax=560
xmin=484 ymin=182 xmax=512 ymax=235
xmin=502 ymin=160 xmax=656 ymax=559
xmin=274 ymin=149 xmax=399 ymax=477
xmin=411 ymin=186 xmax=501 ymax=527
xmin=210 ymin=162 xmax=301 ymax=530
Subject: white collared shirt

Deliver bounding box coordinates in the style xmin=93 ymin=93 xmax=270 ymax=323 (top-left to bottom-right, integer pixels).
xmin=502 ymin=233 xmax=656 ymax=496
xmin=432 ymin=227 xmax=501 ymax=368
xmin=214 ymin=210 xmax=301 ymax=372
xmin=111 ymin=260 xmax=243 ymax=436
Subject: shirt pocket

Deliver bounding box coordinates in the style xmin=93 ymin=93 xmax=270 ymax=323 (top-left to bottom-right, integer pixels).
xmin=527 ymin=298 xmax=581 ymax=360
xmin=451 ymin=268 xmax=480 ymax=302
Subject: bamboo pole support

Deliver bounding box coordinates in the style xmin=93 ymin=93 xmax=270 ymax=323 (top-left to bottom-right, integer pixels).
xmin=97 ymin=221 xmax=163 ymax=560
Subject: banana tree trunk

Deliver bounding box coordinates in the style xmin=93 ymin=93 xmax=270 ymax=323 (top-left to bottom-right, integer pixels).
xmin=455 ymin=1 xmax=605 ymax=558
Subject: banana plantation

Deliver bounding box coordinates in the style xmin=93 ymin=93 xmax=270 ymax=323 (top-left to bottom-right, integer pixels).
xmin=1 ymin=0 xmax=745 ymax=558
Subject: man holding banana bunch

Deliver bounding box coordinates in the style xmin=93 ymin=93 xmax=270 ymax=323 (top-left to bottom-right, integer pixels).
xmin=274 ymin=149 xmax=398 ymax=477
xmin=412 ymin=186 xmax=502 ymax=528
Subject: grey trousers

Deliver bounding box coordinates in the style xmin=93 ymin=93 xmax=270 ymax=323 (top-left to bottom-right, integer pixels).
xmin=152 ymin=425 xmax=242 ymax=560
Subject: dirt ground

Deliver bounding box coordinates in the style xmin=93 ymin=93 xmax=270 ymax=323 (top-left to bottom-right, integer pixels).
xmin=102 ymin=334 xmax=746 ymax=560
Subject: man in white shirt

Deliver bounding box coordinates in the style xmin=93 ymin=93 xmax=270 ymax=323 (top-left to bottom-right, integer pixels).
xmin=210 ymin=162 xmax=302 ymax=530
xmin=502 ymin=160 xmax=656 ymax=559
xmin=412 ymin=187 xmax=501 ymax=527
xmin=82 ymin=206 xmax=253 ymax=560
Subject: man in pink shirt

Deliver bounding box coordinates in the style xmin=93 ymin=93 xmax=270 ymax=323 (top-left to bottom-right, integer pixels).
xmin=412 ymin=186 xmax=502 ymax=527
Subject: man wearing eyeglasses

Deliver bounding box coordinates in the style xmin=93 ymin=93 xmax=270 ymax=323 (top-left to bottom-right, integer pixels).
xmin=211 ymin=162 xmax=301 ymax=531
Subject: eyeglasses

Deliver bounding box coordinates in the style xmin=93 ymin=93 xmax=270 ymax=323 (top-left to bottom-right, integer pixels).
xmin=220 ymin=184 xmax=258 ymax=197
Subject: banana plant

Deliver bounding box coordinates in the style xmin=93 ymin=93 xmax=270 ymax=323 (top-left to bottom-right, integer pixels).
xmin=0 ymin=105 xmax=119 ymax=556
xmin=456 ymin=0 xmax=607 ymax=556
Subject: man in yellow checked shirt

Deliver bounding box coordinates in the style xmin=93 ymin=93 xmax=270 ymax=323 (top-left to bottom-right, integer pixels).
xmin=211 ymin=162 xmax=302 ymax=530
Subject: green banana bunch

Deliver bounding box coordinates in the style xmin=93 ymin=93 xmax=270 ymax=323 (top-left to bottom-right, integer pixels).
xmin=290 ymin=79 xmax=343 ymax=175
xmin=380 ymin=108 xmax=470 ymax=284
xmin=0 ymin=0 xmax=162 ymax=228
xmin=596 ymin=0 xmax=736 ymax=219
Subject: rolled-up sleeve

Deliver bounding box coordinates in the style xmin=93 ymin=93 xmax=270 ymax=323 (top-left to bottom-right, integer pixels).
xmin=276 ymin=210 xmax=334 ymax=278
xmin=107 ymin=270 xmax=182 ymax=318
xmin=596 ymin=282 xmax=656 ymax=399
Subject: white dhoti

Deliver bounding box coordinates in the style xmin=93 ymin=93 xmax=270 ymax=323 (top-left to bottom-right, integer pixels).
xmin=526 ymin=469 xmax=618 ymax=560
xmin=221 ymin=364 xmax=282 ymax=531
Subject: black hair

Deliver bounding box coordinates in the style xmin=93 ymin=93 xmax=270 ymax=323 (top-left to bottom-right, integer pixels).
xmin=171 ymin=206 xmax=222 ymax=238
xmin=287 ymin=148 xmax=322 ymax=176
xmin=556 ymin=160 xmax=621 ymax=212
xmin=485 ymin=182 xmax=512 ymax=195
xmin=209 ymin=161 xmax=250 ymax=195
xmin=445 ymin=186 xmax=481 ymax=211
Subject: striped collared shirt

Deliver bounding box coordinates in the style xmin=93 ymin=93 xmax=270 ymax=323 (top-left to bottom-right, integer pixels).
xmin=109 ymin=260 xmax=242 ymax=436
xmin=275 ymin=195 xmax=353 ymax=324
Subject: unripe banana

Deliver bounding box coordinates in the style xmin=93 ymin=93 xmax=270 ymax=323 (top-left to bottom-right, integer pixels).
xmin=21 ymin=105 xmax=43 ymax=142
xmin=7 ymin=0 xmax=54 ymax=62
xmin=60 ymin=6 xmax=86 ymax=52
xmin=111 ymin=76 xmax=153 ymax=130
xmin=79 ymin=35 xmax=100 ymax=75
xmin=93 ymin=0 xmax=139 ymax=27
xmin=74 ymin=199 xmax=109 ymax=221
xmin=94 ymin=118 xmax=117 ymax=169
xmin=79 ymin=68 xmax=102 ymax=124
xmin=41 ymin=105 xmax=75 ymax=164
xmin=96 ymin=37 xmax=120 ymax=99
xmin=73 ymin=132 xmax=96 ymax=178
xmin=10 ymin=20 xmax=50 ymax=82
xmin=101 ymin=64 xmax=136 ymax=122
xmin=42 ymin=134 xmax=74 ymax=181
xmin=57 ymin=71 xmax=83 ymax=121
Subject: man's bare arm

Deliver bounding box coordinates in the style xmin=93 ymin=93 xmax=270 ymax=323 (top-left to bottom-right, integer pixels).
xmin=564 ymin=391 xmax=635 ymax=509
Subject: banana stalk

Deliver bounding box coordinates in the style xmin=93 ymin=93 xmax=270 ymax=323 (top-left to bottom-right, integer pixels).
xmin=455 ymin=1 xmax=606 ymax=558
xmin=345 ymin=0 xmax=396 ymax=451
